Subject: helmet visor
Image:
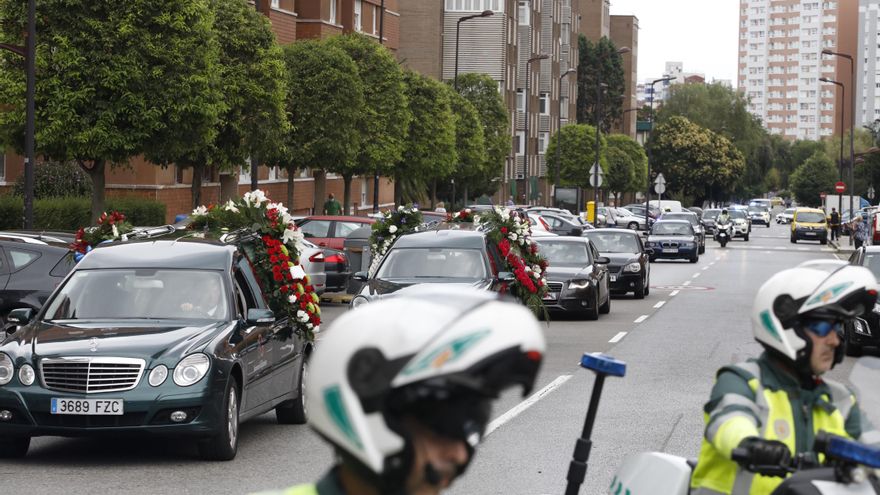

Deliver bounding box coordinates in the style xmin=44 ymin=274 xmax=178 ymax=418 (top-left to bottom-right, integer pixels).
xmin=803 ymin=319 xmax=843 ymax=338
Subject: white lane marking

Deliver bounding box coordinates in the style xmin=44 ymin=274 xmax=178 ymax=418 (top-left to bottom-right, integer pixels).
xmin=609 ymin=331 xmax=627 ymax=343
xmin=654 ymin=301 xmax=666 ymax=309
xmin=702 ymin=266 xmax=709 ymax=271
xmin=634 ymin=314 xmax=649 ymax=323
xmin=670 ymin=290 xmax=680 ymax=297
xmin=692 ymin=272 xmax=701 ymax=279
xmin=485 ymin=374 xmax=572 ymax=437
xmin=798 ymin=247 xmax=808 ymax=251
xmin=683 ymin=280 xmax=692 ymax=286
xmin=764 ymin=251 xmax=772 ymax=254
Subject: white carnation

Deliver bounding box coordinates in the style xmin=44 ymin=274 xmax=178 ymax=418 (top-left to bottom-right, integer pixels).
xmin=296 ymin=310 xmax=309 ymax=323
xmin=282 ymin=227 xmax=303 ymax=245
xmin=389 ymin=225 xmax=398 ymax=234
xmin=192 ymin=205 xmax=208 ymax=216
xmin=510 ymin=233 xmax=518 ymax=241
xmin=111 ymin=224 xmax=119 ymax=239
xmin=223 ymin=200 xmax=239 ymax=213
xmin=243 ymin=189 xmax=268 ymax=206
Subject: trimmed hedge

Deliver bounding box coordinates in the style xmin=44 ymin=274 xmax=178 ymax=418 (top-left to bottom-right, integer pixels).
xmin=0 ymin=196 xmax=166 ymax=230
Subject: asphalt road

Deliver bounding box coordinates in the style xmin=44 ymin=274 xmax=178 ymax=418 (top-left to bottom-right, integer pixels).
xmin=0 ymin=220 xmax=845 ymax=495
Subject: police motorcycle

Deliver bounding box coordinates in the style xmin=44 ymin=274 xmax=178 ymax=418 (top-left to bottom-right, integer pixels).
xmin=715 ymin=220 xmax=732 ymax=248
xmin=561 ymin=354 xmax=880 ymax=495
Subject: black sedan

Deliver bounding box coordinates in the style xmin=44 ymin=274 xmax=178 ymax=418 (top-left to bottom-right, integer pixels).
xmin=845 ymin=246 xmax=880 ymax=356
xmin=0 ymin=240 xmax=310 ymax=460
xmin=645 ymin=220 xmax=700 ymax=263
xmin=533 ymin=237 xmax=611 ymax=320
xmin=583 ymin=229 xmax=651 ymax=299
xmin=0 ymin=234 xmax=76 ymax=333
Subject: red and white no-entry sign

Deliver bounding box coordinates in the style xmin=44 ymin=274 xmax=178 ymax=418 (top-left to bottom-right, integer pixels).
xmin=835 ymin=181 xmax=846 ymax=193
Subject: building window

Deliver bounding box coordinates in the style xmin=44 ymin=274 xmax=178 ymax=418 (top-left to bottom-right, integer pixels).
xmin=354 ymin=0 xmax=362 ymax=32
xmin=329 ymin=0 xmax=337 ymax=24
xmin=446 ymin=0 xmax=501 ymax=11
xmin=538 ymin=132 xmax=549 ymax=154
xmin=373 ymin=4 xmax=378 ymax=34
xmin=271 ymin=0 xmax=279 ymax=8
xmin=518 ymin=1 xmax=529 ymax=25
xmin=539 ymin=93 xmax=549 ymax=115
xmin=515 ymin=131 xmax=525 ymax=155
xmin=516 ymin=89 xmax=525 ymax=112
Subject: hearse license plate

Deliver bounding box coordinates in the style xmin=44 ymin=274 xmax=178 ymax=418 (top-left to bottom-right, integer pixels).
xmin=610 ymin=275 xmax=618 ymax=282
xmin=51 ymin=398 xmax=123 ymax=415
xmin=662 ymin=248 xmax=678 ymax=253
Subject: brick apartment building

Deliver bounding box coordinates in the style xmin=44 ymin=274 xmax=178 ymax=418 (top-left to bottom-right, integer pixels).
xmin=738 ymin=0 xmax=859 ymax=140
xmin=0 ymin=0 xmax=401 ymax=223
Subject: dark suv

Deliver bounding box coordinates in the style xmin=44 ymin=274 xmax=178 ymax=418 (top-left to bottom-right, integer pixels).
xmin=350 ymin=227 xmax=511 ymax=308
xmin=0 ymin=234 xmax=76 ymax=332
xmin=0 ymin=240 xmax=311 ymax=460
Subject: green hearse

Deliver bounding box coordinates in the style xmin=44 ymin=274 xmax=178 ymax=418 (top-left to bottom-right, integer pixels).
xmin=0 ymin=240 xmax=311 ymax=460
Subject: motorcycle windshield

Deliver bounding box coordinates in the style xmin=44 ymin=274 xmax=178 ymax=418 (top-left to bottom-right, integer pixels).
xmin=850 ymin=356 xmax=880 ymax=432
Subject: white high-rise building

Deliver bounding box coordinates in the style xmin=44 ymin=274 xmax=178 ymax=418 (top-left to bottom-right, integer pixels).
xmin=858 ymin=0 xmax=880 ymax=126
xmin=738 ymin=0 xmax=857 ymax=141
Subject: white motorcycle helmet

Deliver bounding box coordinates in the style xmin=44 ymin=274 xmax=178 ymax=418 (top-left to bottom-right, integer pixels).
xmin=752 ymin=262 xmax=878 ymax=373
xmin=306 ymin=285 xmax=546 ymax=490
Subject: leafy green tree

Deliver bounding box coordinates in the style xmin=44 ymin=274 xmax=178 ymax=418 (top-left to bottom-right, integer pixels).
xmin=327 ymin=33 xmax=410 ymax=210
xmin=0 ymin=0 xmax=222 ymax=224
xmin=282 ymin=39 xmax=363 ymax=211
xmin=790 ymin=152 xmax=837 ymax=207
xmin=396 ymin=70 xmax=457 ymax=205
xmin=151 ymin=0 xmax=288 ymax=209
xmin=454 ymin=73 xmax=510 ymax=197
xmin=764 ymin=168 xmax=782 ymax=193
xmin=649 ymin=116 xmax=745 ymax=203
xmin=605 ymin=147 xmax=634 ymax=205
xmin=546 ymin=124 xmax=606 ymax=190
xmin=446 ymin=89 xmax=486 ymax=204
xmin=576 ymin=36 xmax=625 ymax=131
xmin=606 ymin=134 xmax=647 ymax=192
xmin=12 ymin=161 xmax=92 ymax=199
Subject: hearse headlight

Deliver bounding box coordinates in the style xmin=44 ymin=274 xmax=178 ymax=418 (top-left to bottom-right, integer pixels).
xmin=149 ymin=365 xmax=169 ymax=387
xmin=173 ymin=354 xmax=210 ymax=387
xmin=624 ymin=262 xmax=641 ymax=273
xmin=18 ymin=364 xmax=34 ymax=386
xmin=0 ymin=353 xmax=13 ymax=386
xmin=568 ymin=279 xmax=591 ymax=290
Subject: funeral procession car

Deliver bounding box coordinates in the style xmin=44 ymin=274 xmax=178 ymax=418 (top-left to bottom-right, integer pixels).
xmin=0 ymin=240 xmax=312 ymax=460
xmin=645 ymin=220 xmax=701 ymax=263
xmin=533 ymin=237 xmax=611 ymax=320
xmin=582 ymin=229 xmax=651 ymax=299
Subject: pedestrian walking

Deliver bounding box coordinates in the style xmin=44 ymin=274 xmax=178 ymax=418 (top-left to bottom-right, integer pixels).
xmin=829 ymin=207 xmax=840 ymax=241
xmin=852 ymin=215 xmax=869 ymax=249
xmin=323 ymin=193 xmax=341 ymax=216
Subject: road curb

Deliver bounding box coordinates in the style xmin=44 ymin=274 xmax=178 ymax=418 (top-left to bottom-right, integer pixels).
xmin=320 ymin=292 xmax=352 ymax=304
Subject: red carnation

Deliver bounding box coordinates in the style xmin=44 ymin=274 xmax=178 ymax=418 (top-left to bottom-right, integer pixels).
xmin=300 ymin=301 xmax=308 ymax=310
xmin=273 ymin=272 xmax=283 ymax=282
xmin=305 ymin=285 xmax=314 ymax=292
xmin=279 ymin=285 xmax=289 ymax=293
xmin=501 ymin=227 xmax=508 ymax=234
xmin=270 ymin=255 xmax=279 ymax=264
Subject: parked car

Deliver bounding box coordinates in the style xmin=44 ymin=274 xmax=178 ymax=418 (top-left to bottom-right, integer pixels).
xmin=526 ymin=207 xmax=591 ymax=229
xmin=624 ymin=204 xmax=660 ymax=220
xmin=294 ymin=215 xmax=376 ymax=250
xmin=533 ymin=237 xmax=611 ymax=320
xmin=539 ymin=213 xmax=584 ymax=236
xmin=299 ymin=239 xmax=327 ymax=295
xmin=776 ymin=208 xmax=796 ymax=224
xmin=350 ymin=227 xmax=509 ymax=307
xmin=0 ymin=234 xmax=76 ymax=333
xmin=845 ymin=246 xmax=880 ymax=356
xmin=609 ymin=207 xmax=648 ymax=231
xmin=790 ymin=208 xmax=828 ymax=244
xmin=0 ymin=239 xmax=312 ymax=459
xmin=320 ymin=246 xmax=350 ymax=293
xmin=582 ymin=229 xmax=651 ymax=299
xmin=687 ymin=206 xmax=704 ymax=218
xmin=748 ymin=205 xmax=771 ymax=228
xmin=645 ymin=220 xmax=700 ymax=263
xmin=658 ymin=211 xmax=705 ymax=254
xmin=419 ymin=211 xmax=449 ymax=228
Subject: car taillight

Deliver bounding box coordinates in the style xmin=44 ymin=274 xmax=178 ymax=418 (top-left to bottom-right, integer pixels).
xmin=539 ymin=217 xmax=550 ymax=231
xmin=309 ymin=252 xmax=324 ymax=262
xmin=325 ymin=253 xmax=346 ymax=264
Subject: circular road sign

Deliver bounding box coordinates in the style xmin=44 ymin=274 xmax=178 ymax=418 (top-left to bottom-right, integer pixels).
xmin=835 ymin=181 xmax=845 ymax=193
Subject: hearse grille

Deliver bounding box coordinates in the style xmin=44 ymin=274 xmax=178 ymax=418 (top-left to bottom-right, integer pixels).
xmin=40 ymin=357 xmax=145 ymax=394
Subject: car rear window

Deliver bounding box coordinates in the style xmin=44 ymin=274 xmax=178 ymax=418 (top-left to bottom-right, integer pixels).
xmin=584 ymin=232 xmax=640 ymax=253
xmin=336 ymin=221 xmax=366 ymax=238
xmin=536 ymin=241 xmax=592 ymax=266
xmin=299 ymin=220 xmax=331 ymax=238
xmin=376 ymin=248 xmax=487 ymax=280
xmin=8 ymin=248 xmax=40 ymax=271
xmin=50 ymin=255 xmax=76 ymax=277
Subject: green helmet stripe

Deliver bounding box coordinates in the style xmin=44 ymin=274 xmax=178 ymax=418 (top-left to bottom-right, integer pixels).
xmin=760 ymin=310 xmax=783 ymax=342
xmin=324 ymin=385 xmax=362 ymax=450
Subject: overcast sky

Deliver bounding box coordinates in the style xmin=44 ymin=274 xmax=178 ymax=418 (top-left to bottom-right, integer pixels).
xmin=609 ymin=0 xmax=740 ymax=86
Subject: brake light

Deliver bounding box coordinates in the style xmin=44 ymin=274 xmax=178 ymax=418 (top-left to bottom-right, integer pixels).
xmin=308 ymin=252 xmax=324 ymax=262
xmin=539 ymin=217 xmax=550 ymax=231
xmin=325 ymin=253 xmax=346 ymax=264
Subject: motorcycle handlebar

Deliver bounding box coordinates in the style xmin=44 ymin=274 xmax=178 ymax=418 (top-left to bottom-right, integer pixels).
xmin=731 ymin=448 xmax=798 ymax=478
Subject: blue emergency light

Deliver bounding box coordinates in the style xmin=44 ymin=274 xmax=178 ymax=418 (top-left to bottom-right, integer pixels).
xmin=825 ymin=434 xmax=880 ymax=469
xmin=580 ymin=352 xmax=626 ymax=377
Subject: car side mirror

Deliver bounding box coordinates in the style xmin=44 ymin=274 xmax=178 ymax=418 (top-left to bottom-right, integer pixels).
xmin=644 ymin=248 xmax=654 ymax=255
xmin=497 ymin=271 xmax=516 ymax=282
xmin=595 ymin=256 xmax=610 ymax=265
xmin=640 ymin=230 xmax=650 ymax=237
xmin=246 ymin=308 xmax=275 ymax=327
xmin=569 ymin=227 xmax=582 ymax=236
xmin=6 ymin=308 xmax=34 ymax=331
xmin=353 ymin=271 xmax=369 ymax=282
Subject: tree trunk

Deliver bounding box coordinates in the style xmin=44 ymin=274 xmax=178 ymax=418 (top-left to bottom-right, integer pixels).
xmin=219 ymin=173 xmax=237 ymax=203
xmin=287 ymin=168 xmax=295 ymax=211
xmin=431 ymin=180 xmax=437 ymax=209
xmin=394 ymin=174 xmax=402 ymax=208
xmin=81 ymin=160 xmax=106 ymax=226
xmin=463 ymin=184 xmax=469 ymax=207
xmin=191 ymin=164 xmax=204 ymax=210
xmin=343 ymin=173 xmax=353 ymax=216
xmin=313 ymin=170 xmax=326 ymax=215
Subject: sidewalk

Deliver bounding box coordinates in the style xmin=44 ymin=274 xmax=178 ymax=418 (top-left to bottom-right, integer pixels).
xmin=828 ymin=237 xmax=855 ymax=255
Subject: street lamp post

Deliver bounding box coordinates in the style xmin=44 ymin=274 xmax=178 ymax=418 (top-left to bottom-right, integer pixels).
xmin=554 ymin=68 xmax=577 ymax=207
xmin=819 ymin=76 xmax=844 ymax=216
xmin=822 ymin=49 xmax=856 ymax=219
xmin=372 ymin=0 xmax=386 ymax=213
xmin=594 ymin=47 xmax=630 ymax=209
xmin=454 ymin=10 xmax=494 ymax=91
xmin=524 ymin=53 xmax=549 ymax=206
xmin=645 ymin=76 xmax=675 ymax=229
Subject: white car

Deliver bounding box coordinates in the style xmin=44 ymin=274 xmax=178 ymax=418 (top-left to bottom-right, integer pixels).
xmin=611 ymin=207 xmax=648 ymax=230
xmin=776 ymin=208 xmax=795 ymax=224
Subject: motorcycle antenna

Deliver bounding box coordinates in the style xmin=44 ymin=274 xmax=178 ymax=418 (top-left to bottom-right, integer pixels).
xmin=564 ymin=352 xmax=626 ymax=495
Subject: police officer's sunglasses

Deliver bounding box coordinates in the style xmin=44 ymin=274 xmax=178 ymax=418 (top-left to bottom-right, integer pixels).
xmin=803 ymin=319 xmax=843 ymax=337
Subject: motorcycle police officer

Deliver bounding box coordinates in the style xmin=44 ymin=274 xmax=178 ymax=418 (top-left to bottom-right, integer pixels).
xmin=690 ymin=262 xmax=880 ymax=494
xmin=258 ymin=286 xmax=545 ymax=495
